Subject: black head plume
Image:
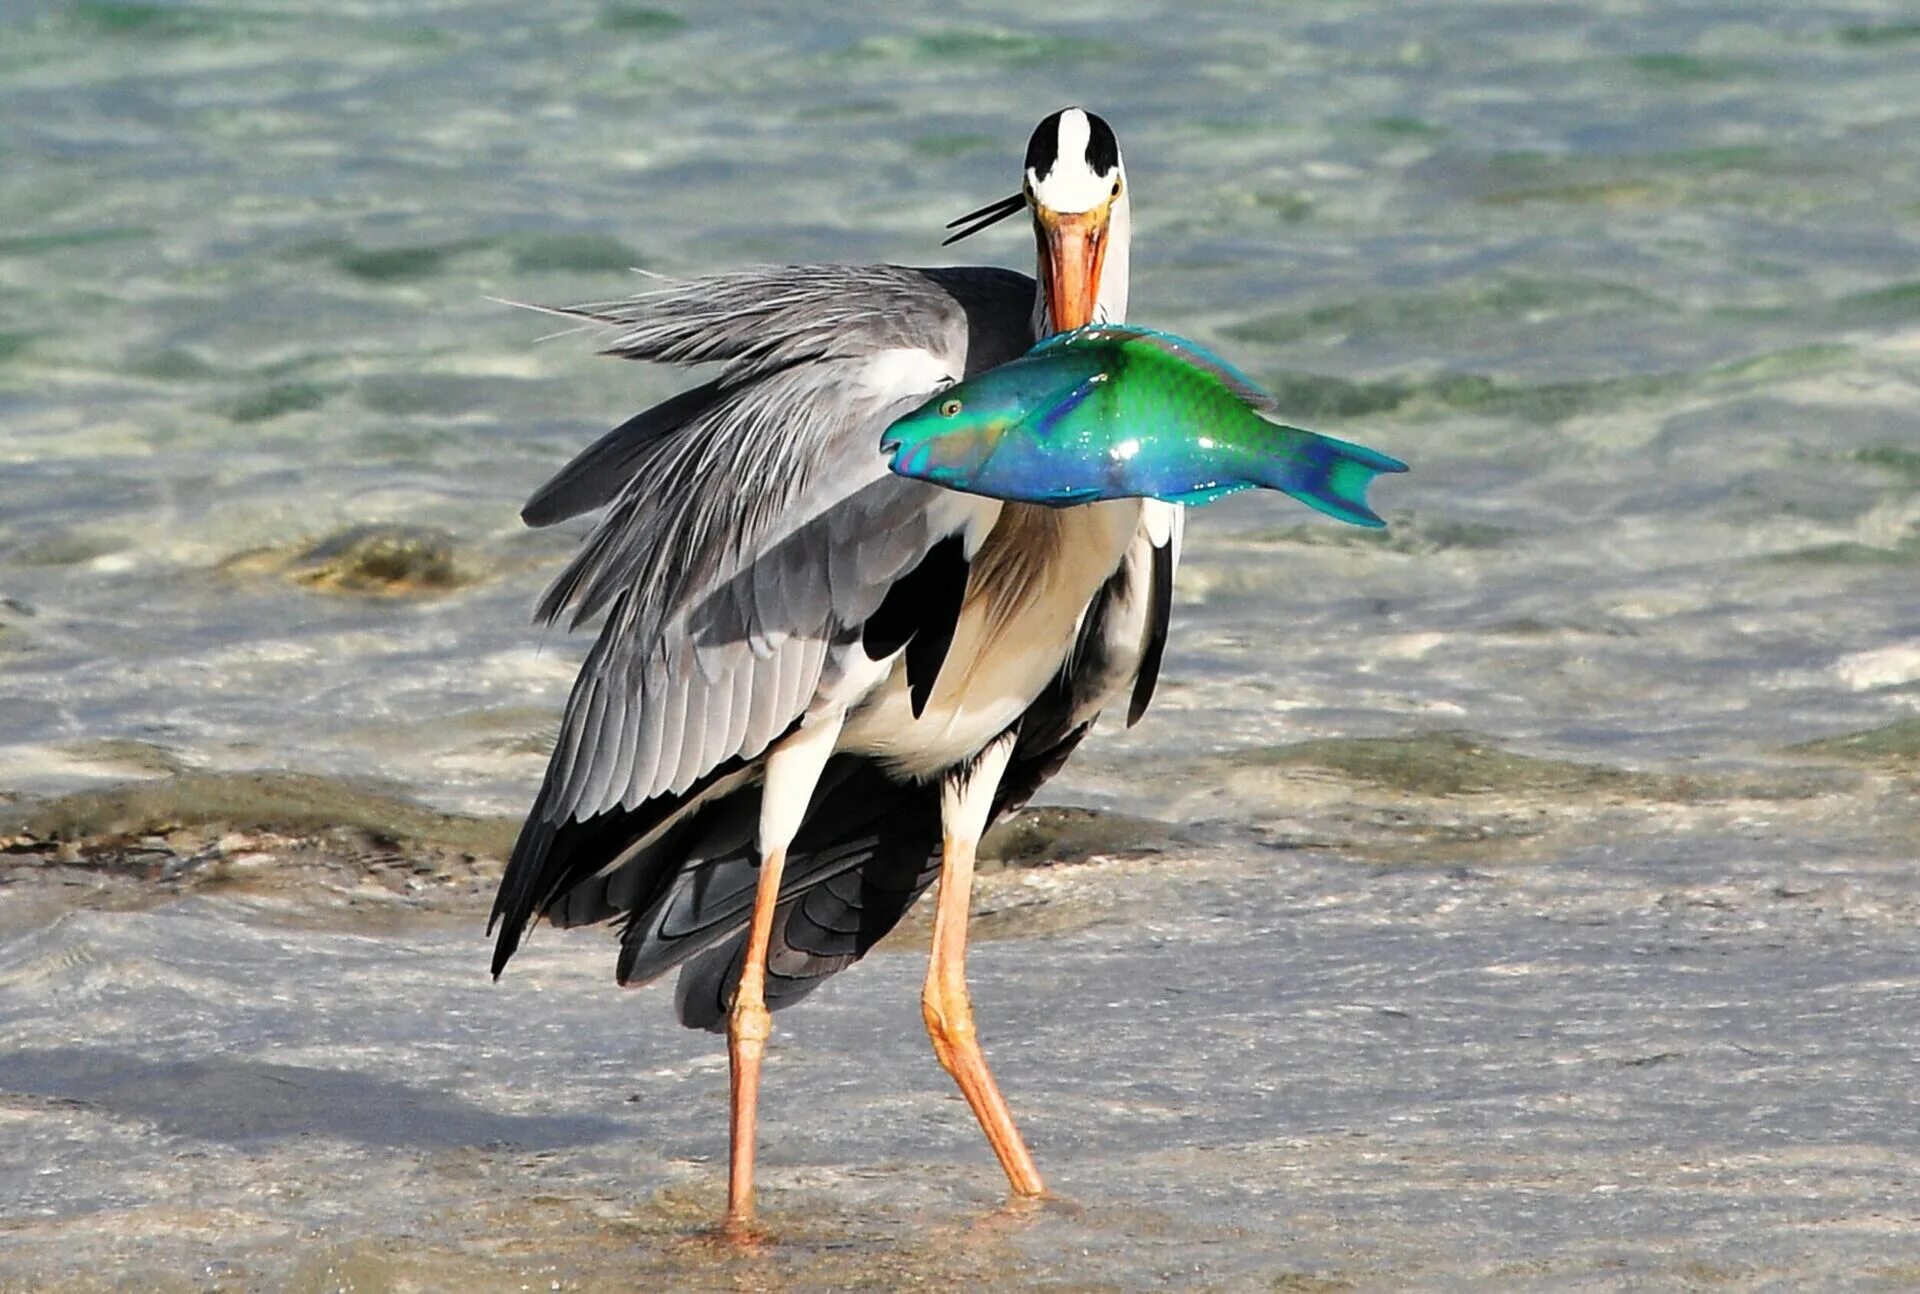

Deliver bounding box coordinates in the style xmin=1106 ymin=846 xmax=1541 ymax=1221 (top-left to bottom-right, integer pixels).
xmin=943 ymin=192 xmax=1025 ymax=246
xmin=943 ymin=107 xmax=1121 ymax=245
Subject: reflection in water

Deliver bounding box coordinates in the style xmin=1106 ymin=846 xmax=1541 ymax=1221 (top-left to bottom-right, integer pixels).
xmin=0 ymin=1049 xmax=618 ymax=1150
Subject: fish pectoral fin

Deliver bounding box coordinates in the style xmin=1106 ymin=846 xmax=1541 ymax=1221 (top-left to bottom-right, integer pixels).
xmin=1167 ymin=483 xmax=1249 ymax=505
xmin=1029 ymin=373 xmax=1109 ymax=440
xmin=1043 ymin=484 xmax=1107 ymax=506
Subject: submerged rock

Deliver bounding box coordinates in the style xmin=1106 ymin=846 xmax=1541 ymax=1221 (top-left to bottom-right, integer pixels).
xmin=1226 ymin=731 xmax=1691 ymax=801
xmin=54 ymin=739 xmax=188 ymax=778
xmin=1177 ymin=730 xmax=1867 ymax=871
xmin=5 ymin=770 xmax=513 ymax=857
xmin=0 ymin=772 xmax=518 ymax=925
xmin=979 ymin=804 xmax=1177 ymax=871
xmin=223 ymin=525 xmax=472 ymax=596
xmin=1786 ymin=718 xmax=1920 ymax=768
xmin=292 ymin=525 xmax=463 ymax=594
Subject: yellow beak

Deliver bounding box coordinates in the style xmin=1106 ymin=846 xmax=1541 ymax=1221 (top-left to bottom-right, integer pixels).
xmin=1033 ymin=202 xmax=1111 ymax=333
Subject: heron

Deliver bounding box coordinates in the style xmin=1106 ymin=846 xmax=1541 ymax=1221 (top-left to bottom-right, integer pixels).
xmin=489 ymin=107 xmax=1173 ymax=1233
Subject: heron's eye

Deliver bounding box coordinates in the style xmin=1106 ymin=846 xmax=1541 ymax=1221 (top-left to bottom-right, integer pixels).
xmin=1111 ymin=180 xmax=1122 ymax=198
xmin=939 ymin=398 xmax=963 ymax=417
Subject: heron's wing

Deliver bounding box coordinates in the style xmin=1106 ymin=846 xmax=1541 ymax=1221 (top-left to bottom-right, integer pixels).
xmin=516 ymin=263 xmax=1039 ymax=535
xmin=1128 ymin=499 xmax=1182 ymax=724
xmin=490 ymin=265 xmax=1035 ymax=969
xmin=520 ymin=380 xmax=726 ymax=527
xmin=634 ymin=498 xmax=1181 ymax=1027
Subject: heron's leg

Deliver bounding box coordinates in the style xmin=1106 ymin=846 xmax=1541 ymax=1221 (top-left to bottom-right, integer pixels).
xmin=726 ymin=711 xmax=844 ymax=1232
xmin=921 ymin=732 xmax=1045 ymax=1198
xmin=724 ymin=842 xmax=783 ymax=1232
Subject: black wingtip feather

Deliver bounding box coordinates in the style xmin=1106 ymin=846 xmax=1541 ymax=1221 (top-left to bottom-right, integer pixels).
xmin=903 ymin=542 xmax=967 ymax=717
xmin=521 ymin=380 xmax=727 ymax=529
xmin=488 ymin=739 xmax=780 ymax=984
xmin=489 ymin=812 xmax=556 ymax=977
xmin=861 ymin=536 xmax=969 ymax=717
xmin=1127 ymin=538 xmax=1176 ymax=727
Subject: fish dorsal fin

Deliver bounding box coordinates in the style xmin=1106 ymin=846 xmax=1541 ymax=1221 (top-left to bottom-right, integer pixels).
xmin=1030 ymin=324 xmax=1278 ymax=411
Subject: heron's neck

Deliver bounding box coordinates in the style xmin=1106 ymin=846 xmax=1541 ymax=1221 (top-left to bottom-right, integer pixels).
xmin=1098 ymin=195 xmax=1132 ymax=322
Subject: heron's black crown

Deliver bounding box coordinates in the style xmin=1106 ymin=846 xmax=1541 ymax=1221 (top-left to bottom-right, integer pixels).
xmin=1026 ymin=108 xmax=1120 ymax=182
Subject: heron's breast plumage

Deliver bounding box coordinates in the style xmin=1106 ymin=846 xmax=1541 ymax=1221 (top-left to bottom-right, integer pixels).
xmin=840 ymin=497 xmax=1141 ymax=778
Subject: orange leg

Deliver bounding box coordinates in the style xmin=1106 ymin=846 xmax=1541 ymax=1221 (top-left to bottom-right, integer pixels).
xmin=921 ymin=830 xmax=1046 ymax=1198
xmin=724 ymin=844 xmax=786 ymax=1234
xmin=719 ymin=712 xmax=845 ymax=1237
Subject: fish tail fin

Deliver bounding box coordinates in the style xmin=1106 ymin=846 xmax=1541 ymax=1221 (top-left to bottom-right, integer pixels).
xmin=1256 ymin=428 xmax=1408 ymax=528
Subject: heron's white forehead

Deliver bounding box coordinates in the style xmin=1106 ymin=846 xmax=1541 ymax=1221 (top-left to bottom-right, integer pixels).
xmin=1027 ymin=107 xmax=1123 ymax=214
xmin=1057 ymin=108 xmax=1092 ymax=170
xmin=1029 ymin=158 xmax=1121 ymax=214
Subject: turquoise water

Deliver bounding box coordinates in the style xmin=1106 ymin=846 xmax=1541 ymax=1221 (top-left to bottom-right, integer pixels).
xmin=3 ymin=2 xmax=1918 ymax=1287
xmin=3 ymin=0 xmax=1918 ymax=810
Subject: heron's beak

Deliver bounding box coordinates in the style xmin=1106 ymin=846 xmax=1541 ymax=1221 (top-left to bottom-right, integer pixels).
xmin=1034 ymin=201 xmax=1111 ymax=332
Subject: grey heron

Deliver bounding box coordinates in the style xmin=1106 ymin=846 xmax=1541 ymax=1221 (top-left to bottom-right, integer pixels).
xmin=489 ymin=107 xmax=1175 ymax=1233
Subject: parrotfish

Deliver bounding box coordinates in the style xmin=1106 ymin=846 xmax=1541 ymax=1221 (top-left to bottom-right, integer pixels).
xmin=880 ymin=324 xmax=1407 ymax=526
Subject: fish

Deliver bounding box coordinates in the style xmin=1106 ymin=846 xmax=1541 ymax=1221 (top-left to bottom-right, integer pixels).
xmin=880 ymin=324 xmax=1407 ymax=526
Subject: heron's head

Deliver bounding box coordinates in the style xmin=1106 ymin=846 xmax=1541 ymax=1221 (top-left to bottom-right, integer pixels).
xmin=943 ymin=107 xmax=1131 ymax=334
xmin=1024 ymin=107 xmax=1127 ymax=332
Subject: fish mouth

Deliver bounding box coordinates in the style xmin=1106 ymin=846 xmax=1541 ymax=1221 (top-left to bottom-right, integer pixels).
xmin=878 ymin=416 xmax=916 ymax=463
xmin=880 ymin=433 xmax=936 ymax=479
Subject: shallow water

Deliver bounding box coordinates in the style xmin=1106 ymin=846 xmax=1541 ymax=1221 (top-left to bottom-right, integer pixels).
xmin=3 ymin=828 xmax=1916 ymax=1290
xmin=3 ymin=0 xmax=1920 ymax=1287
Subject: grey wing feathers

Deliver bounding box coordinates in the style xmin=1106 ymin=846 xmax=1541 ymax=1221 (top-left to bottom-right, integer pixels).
xmin=541 ymin=477 xmax=984 ymax=831
xmin=641 ymin=756 xmax=945 ymax=1031
xmin=518 ymin=264 xmax=1038 ymax=545
xmin=537 ymin=357 xmax=939 ymax=633
xmin=609 ymin=754 xmax=936 ymax=968
xmin=553 ymin=263 xmax=1034 ymax=389
xmin=673 ymin=848 xmax=940 ymax=1030
xmin=521 ymin=263 xmax=1031 ymax=831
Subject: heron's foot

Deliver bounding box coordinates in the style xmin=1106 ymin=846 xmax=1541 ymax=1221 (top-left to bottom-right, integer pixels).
xmin=710 ymin=1212 xmax=773 ymax=1253
xmin=960 ymin=1188 xmax=1074 ymax=1241
xmin=1024 ymin=1189 xmax=1083 ymax=1219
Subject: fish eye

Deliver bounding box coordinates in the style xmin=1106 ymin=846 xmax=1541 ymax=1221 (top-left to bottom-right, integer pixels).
xmin=939 ymin=398 xmax=963 ymax=417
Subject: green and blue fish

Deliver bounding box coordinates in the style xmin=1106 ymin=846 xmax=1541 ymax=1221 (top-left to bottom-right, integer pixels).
xmin=881 ymin=324 xmax=1406 ymax=527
